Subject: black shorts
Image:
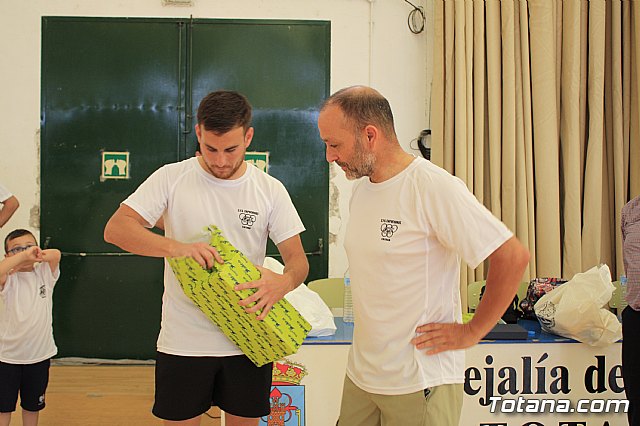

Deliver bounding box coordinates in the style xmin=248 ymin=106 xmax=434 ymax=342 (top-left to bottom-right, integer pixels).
xmin=152 ymin=352 xmax=272 ymax=421
xmin=0 ymin=359 xmax=50 ymax=413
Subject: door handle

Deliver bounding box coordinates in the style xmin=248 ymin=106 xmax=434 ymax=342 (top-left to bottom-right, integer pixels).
xmin=59 ymin=238 xmax=324 ymax=258
xmin=60 ymin=252 xmax=137 ymax=257
xmin=266 ymin=237 xmax=324 ymax=258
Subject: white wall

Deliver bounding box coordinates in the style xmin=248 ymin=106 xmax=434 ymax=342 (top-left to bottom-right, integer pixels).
xmin=0 ymin=0 xmax=431 ymax=277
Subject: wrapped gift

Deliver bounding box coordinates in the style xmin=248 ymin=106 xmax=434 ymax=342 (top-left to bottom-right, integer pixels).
xmin=167 ymin=225 xmax=311 ymax=366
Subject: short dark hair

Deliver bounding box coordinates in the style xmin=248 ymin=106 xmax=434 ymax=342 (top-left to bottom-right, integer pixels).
xmin=196 ymin=90 xmax=252 ymax=134
xmin=4 ymin=229 xmax=37 ymax=253
xmin=321 ymin=86 xmax=396 ymax=140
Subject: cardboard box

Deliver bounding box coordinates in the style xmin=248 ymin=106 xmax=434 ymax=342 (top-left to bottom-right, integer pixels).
xmin=167 ymin=225 xmax=311 ymax=366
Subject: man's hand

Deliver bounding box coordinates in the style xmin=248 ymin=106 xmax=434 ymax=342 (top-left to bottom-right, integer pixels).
xmin=105 ymin=205 xmax=222 ymax=268
xmin=235 ymin=265 xmax=293 ymax=321
xmin=411 ymin=322 xmax=482 ymax=355
xmin=171 ymin=241 xmax=223 ymax=269
xmin=413 ymin=237 xmax=529 ymax=356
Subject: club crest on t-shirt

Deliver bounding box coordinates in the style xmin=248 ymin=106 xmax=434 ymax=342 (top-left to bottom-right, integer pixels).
xmin=380 ymin=218 xmax=401 ymax=241
xmin=238 ymin=209 xmax=259 ymax=229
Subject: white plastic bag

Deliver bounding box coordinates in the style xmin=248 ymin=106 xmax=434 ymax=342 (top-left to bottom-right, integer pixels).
xmin=263 ymin=257 xmax=337 ymax=337
xmin=534 ymin=264 xmax=621 ymax=347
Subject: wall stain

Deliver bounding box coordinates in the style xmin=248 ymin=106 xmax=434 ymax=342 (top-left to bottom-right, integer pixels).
xmin=30 ymin=128 xmax=41 ymax=229
xmin=328 ymin=163 xmax=341 ymax=245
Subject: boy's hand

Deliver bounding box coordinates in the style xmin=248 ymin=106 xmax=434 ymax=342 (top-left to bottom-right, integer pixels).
xmin=19 ymin=246 xmax=44 ymax=265
xmin=40 ymin=248 xmax=62 ymax=272
xmin=1 ymin=246 xmax=43 ymax=279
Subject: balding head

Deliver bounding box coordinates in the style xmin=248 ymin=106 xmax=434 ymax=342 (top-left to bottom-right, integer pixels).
xmin=321 ymin=86 xmax=397 ymax=141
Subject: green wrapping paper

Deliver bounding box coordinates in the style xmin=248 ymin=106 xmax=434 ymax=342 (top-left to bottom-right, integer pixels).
xmin=167 ymin=225 xmax=311 ymax=366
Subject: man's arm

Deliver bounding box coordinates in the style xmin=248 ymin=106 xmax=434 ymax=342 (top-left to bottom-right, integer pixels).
xmin=412 ymin=236 xmax=530 ymax=354
xmin=236 ymin=234 xmax=309 ymax=320
xmin=154 ymin=216 xmax=165 ymax=231
xmin=276 ymin=234 xmax=310 ymax=293
xmin=104 ymin=204 xmax=222 ymax=268
xmin=0 ymin=195 xmax=19 ymax=228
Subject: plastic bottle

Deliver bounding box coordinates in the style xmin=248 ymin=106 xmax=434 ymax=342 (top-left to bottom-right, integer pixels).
xmin=343 ymin=269 xmax=354 ymax=323
xmin=618 ymin=275 xmax=628 ymax=321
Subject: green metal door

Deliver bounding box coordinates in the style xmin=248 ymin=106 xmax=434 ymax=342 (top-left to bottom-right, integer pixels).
xmin=41 ymin=17 xmax=329 ymax=359
xmin=188 ymin=20 xmax=330 ymax=284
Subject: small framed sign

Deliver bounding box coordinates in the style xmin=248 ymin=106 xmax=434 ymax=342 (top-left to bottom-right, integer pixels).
xmin=245 ymin=151 xmax=269 ymax=173
xmin=101 ymin=151 xmax=130 ymax=180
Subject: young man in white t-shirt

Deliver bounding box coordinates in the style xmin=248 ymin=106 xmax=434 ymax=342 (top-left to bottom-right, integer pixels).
xmin=0 ymin=229 xmax=61 ymax=426
xmin=0 ymin=184 xmax=19 ymax=230
xmin=104 ymin=90 xmax=309 ymax=426
xmin=317 ymin=86 xmax=530 ymax=425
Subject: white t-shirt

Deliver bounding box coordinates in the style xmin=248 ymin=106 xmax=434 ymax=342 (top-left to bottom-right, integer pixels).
xmin=344 ymin=157 xmax=513 ymax=395
xmin=0 ymin=183 xmax=12 ymax=203
xmin=123 ymin=157 xmax=305 ymax=356
xmin=0 ymin=262 xmax=60 ymax=364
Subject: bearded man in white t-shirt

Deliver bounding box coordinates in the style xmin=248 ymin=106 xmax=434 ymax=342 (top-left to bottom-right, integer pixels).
xmin=317 ymin=86 xmax=530 ymax=426
xmin=104 ymin=90 xmax=309 ymax=426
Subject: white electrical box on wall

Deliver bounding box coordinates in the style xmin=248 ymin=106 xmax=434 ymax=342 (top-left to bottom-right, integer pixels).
xmin=162 ymin=0 xmax=193 ymax=6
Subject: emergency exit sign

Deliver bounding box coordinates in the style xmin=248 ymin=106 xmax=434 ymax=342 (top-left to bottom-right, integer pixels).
xmin=245 ymin=152 xmax=269 ymax=173
xmin=101 ymin=151 xmax=130 ymax=180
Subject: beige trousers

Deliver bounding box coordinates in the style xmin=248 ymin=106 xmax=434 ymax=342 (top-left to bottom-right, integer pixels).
xmin=337 ymin=375 xmax=463 ymax=426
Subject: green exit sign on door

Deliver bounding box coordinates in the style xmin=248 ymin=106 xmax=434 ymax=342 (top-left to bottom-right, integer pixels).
xmin=245 ymin=152 xmax=269 ymax=173
xmin=101 ymin=151 xmax=130 ymax=180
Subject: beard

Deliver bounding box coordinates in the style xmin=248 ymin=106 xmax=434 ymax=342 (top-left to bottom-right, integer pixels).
xmin=337 ymin=136 xmax=376 ymax=180
xmin=200 ymin=156 xmax=245 ymax=179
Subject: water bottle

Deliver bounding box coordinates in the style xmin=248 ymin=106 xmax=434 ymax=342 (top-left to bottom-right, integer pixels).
xmin=343 ymin=269 xmax=354 ymax=323
xmin=618 ymin=275 xmax=628 ymax=321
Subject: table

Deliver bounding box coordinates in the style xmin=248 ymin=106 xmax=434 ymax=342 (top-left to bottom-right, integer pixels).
xmin=259 ymin=319 xmax=627 ymax=426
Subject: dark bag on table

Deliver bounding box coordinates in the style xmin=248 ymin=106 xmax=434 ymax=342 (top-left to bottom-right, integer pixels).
xmin=519 ymin=277 xmax=567 ymax=320
xmin=479 ymin=284 xmax=522 ymax=324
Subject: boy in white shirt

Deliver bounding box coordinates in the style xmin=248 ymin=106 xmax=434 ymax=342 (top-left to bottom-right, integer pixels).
xmin=0 ymin=229 xmax=61 ymax=426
